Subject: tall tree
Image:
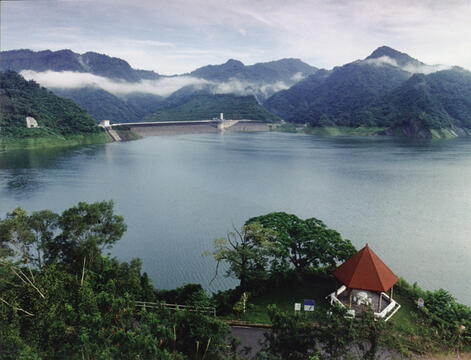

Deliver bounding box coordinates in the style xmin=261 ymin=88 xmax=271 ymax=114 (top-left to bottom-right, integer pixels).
xmin=206 ymin=223 xmax=276 ymax=291
xmin=246 ymin=212 xmax=356 ymax=272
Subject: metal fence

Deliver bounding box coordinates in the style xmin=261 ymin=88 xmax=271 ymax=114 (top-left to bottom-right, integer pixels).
xmin=134 ymin=301 xmax=216 ymax=317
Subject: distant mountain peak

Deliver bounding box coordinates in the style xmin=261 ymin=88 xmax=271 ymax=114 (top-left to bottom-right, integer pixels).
xmin=223 ymin=59 xmax=245 ymax=67
xmin=366 ymin=46 xmax=424 ymax=67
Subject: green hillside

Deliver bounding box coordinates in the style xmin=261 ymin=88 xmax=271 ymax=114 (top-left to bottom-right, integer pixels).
xmin=364 ymin=68 xmax=471 ymax=130
xmin=0 ymin=71 xmax=113 ymax=149
xmin=0 ymin=71 xmax=100 ymax=137
xmin=145 ymin=94 xmax=280 ymax=122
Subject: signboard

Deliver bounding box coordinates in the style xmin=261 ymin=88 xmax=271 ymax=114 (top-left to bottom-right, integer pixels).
xmin=294 ymin=303 xmax=301 ymax=312
xmin=417 ymin=298 xmax=424 ymax=308
xmin=304 ymin=299 xmax=315 ymax=311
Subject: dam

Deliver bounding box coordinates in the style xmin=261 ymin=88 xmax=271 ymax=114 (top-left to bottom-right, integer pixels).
xmin=100 ymin=118 xmax=270 ymax=138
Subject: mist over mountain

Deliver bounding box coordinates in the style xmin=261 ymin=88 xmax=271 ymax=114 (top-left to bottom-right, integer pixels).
xmin=0 ymin=49 xmax=314 ymax=122
xmin=364 ymin=67 xmax=471 ymax=136
xmin=264 ymin=46 xmax=470 ymax=137
xmin=0 ymin=71 xmax=98 ymax=137
xmin=265 ymin=47 xmax=413 ymax=124
xmin=0 ymin=49 xmax=161 ymax=81
xmin=191 ymin=58 xmax=316 ymax=82
xmin=144 ymin=94 xmax=280 ymax=123
xmin=2 ymin=46 xmax=470 ymax=137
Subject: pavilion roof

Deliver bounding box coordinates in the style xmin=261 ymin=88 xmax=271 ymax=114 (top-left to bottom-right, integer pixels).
xmin=332 ymin=244 xmax=399 ymax=292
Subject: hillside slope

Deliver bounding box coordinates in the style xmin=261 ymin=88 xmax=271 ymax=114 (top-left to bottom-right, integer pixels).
xmin=0 ymin=71 xmax=99 ymax=137
xmin=144 ymin=94 xmax=280 ymax=122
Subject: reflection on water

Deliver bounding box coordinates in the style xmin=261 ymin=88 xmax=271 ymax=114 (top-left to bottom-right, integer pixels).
xmin=1 ymin=133 xmax=471 ymax=305
xmin=0 ymin=145 xmax=105 ymax=198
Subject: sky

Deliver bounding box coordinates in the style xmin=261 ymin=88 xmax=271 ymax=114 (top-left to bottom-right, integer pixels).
xmin=1 ymin=0 xmax=471 ymax=75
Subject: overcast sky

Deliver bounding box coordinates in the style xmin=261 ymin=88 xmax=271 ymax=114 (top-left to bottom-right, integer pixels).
xmin=1 ymin=0 xmax=470 ymax=75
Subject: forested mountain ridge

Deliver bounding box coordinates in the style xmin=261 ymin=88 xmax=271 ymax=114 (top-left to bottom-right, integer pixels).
xmin=363 ymin=67 xmax=471 ymax=136
xmin=265 ymin=46 xmax=471 ymax=137
xmin=264 ymin=46 xmax=414 ymax=125
xmin=1 ymin=49 xmax=310 ymax=122
xmin=0 ymin=70 xmax=99 ymax=137
xmin=190 ymin=58 xmax=317 ymax=83
xmin=144 ymin=94 xmax=280 ymax=122
xmin=0 ymin=49 xmax=160 ymax=81
xmin=52 ymin=87 xmax=166 ymax=123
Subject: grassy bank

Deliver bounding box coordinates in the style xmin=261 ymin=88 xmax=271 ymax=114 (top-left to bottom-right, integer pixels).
xmin=283 ymin=124 xmax=471 ymax=139
xmin=218 ymin=273 xmax=471 ymax=356
xmin=0 ymin=131 xmax=112 ymax=151
xmin=303 ymin=126 xmax=387 ymax=136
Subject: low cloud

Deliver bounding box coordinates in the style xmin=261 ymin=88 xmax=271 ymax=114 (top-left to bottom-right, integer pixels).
xmin=20 ymin=70 xmax=210 ymax=97
xmin=291 ymin=72 xmax=305 ymax=81
xmin=19 ymin=70 xmax=294 ymax=100
xmin=364 ymin=56 xmax=452 ymax=74
xmin=211 ymin=78 xmax=290 ymax=98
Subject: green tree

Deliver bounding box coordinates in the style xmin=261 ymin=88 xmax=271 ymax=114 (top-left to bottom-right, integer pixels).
xmin=0 ymin=201 xmax=230 ymax=360
xmin=206 ymin=223 xmax=276 ymax=291
xmin=259 ymin=305 xmax=388 ymax=360
xmin=246 ymin=212 xmax=356 ymax=272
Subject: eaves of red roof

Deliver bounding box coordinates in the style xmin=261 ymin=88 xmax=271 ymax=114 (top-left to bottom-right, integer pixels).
xmin=332 ymin=244 xmax=399 ymax=292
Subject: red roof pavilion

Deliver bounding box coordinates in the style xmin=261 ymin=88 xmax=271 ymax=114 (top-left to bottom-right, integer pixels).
xmin=333 ymin=244 xmax=399 ymax=292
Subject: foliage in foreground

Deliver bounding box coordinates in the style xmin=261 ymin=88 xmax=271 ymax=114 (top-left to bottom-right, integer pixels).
xmin=257 ymin=304 xmax=391 ymax=360
xmin=207 ymin=212 xmax=356 ymax=296
xmin=0 ymin=201 xmax=229 ymax=360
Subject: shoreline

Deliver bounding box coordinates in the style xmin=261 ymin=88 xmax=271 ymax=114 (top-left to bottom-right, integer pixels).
xmin=0 ymin=132 xmax=113 ymax=151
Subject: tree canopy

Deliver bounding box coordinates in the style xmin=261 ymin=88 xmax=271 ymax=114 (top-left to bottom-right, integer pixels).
xmin=0 ymin=201 xmax=229 ymax=360
xmin=0 ymin=71 xmax=100 ymax=138
xmin=206 ymin=222 xmax=277 ymax=291
xmin=246 ymin=212 xmax=356 ymax=272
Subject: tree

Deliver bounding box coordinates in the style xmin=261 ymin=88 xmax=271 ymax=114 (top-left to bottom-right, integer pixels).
xmin=206 ymin=223 xmax=277 ymax=291
xmin=246 ymin=212 xmax=356 ymax=272
xmin=0 ymin=201 xmax=230 ymax=360
xmin=259 ymin=305 xmax=388 ymax=360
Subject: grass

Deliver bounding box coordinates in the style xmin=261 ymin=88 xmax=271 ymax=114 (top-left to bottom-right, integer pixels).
xmin=220 ymin=274 xmax=471 ymax=357
xmin=223 ymin=273 xmax=427 ymax=336
xmin=0 ymin=131 xmax=112 ymax=151
xmin=223 ymin=274 xmax=337 ymax=324
xmin=303 ymin=126 xmax=387 ymax=136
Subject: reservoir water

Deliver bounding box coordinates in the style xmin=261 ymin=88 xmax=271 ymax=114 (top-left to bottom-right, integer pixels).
xmin=1 ymin=132 xmax=471 ymax=305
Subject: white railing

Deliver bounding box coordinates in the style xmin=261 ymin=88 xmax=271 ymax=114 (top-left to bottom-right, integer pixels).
xmin=134 ymin=301 xmax=216 ymax=317
xmin=328 ymin=286 xmax=401 ymax=322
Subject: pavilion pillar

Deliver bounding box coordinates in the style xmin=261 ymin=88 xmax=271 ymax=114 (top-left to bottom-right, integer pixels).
xmin=391 ymin=285 xmax=394 ymax=300
xmin=349 ymin=288 xmax=352 ymax=307
xmin=378 ymin=292 xmax=382 ymax=312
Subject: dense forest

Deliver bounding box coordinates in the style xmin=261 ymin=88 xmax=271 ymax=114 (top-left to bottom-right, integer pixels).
xmin=2 ymin=204 xmax=470 ymax=359
xmin=265 ymin=47 xmax=471 ymax=136
xmin=0 ymin=71 xmax=100 ymax=138
xmin=145 ymin=94 xmax=280 ymax=122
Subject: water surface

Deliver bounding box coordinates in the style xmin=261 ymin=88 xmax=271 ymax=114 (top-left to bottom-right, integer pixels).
xmin=1 ymin=132 xmax=470 ymax=304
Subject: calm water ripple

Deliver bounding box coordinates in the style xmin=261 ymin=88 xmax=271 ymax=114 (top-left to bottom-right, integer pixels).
xmin=1 ymin=132 xmax=470 ymax=304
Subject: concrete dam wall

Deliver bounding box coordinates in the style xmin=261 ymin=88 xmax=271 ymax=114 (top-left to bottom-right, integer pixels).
xmin=129 ymin=121 xmax=271 ymax=136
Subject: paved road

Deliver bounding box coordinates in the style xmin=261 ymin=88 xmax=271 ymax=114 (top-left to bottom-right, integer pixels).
xmin=230 ymin=326 xmax=270 ymax=358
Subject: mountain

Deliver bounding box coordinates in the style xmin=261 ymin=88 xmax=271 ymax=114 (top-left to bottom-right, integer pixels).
xmin=264 ymin=46 xmax=471 ymax=137
xmin=53 ymin=87 xmax=165 ymax=123
xmin=191 ymin=58 xmax=317 ymax=83
xmin=0 ymin=49 xmax=306 ymax=122
xmin=0 ymin=49 xmax=160 ymax=81
xmin=0 ymin=71 xmax=98 ymax=137
xmin=363 ymin=67 xmax=471 ymax=136
xmin=365 ymin=46 xmax=425 ymax=68
xmin=265 ymin=47 xmax=413 ymax=125
xmin=189 ymin=58 xmax=318 ymax=100
xmin=144 ymin=94 xmax=280 ymax=122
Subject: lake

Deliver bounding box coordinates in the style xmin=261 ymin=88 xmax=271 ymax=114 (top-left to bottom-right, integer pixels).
xmin=1 ymin=132 xmax=470 ymax=305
